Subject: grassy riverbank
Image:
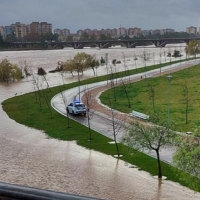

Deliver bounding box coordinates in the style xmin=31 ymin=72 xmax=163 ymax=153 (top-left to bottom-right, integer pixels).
xmin=2 ymin=59 xmax=200 ymax=192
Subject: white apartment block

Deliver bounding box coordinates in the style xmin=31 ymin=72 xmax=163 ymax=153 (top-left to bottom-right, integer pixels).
xmin=186 ymin=26 xmax=197 ymax=34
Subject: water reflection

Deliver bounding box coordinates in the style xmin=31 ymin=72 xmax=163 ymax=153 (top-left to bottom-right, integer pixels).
xmin=0 ymin=48 xmax=200 ymax=200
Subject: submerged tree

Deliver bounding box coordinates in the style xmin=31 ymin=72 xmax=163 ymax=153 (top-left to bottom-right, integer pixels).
xmin=133 ymin=53 xmax=138 ymax=71
xmin=38 ymin=67 xmax=51 ymax=92
xmin=140 ymin=49 xmax=151 ymax=79
xmin=100 ymin=56 xmax=106 ymax=66
xmin=82 ymin=86 xmax=95 ymax=141
xmin=185 ymin=40 xmax=200 ymax=59
xmin=62 ymin=59 xmax=75 ymax=76
xmin=0 ymin=59 xmax=23 ymax=83
xmin=86 ymin=55 xmax=100 ymax=77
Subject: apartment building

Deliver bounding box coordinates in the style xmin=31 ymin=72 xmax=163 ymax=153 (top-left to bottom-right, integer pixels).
xmin=77 ymin=29 xmax=83 ymax=36
xmin=160 ymin=28 xmax=175 ymax=35
xmin=29 ymin=22 xmax=52 ymax=35
xmin=117 ymin=27 xmax=127 ymax=36
xmin=54 ymin=28 xmax=62 ymax=35
xmin=153 ymin=29 xmax=161 ymax=35
xmin=54 ymin=28 xmax=71 ymax=41
xmin=11 ymin=22 xmax=27 ymax=40
xmin=128 ymin=27 xmax=142 ymax=37
xmin=0 ymin=26 xmax=5 ymax=39
xmin=39 ymin=22 xmax=52 ymax=34
xmin=186 ymin=26 xmax=197 ymax=34
xmin=83 ymin=28 xmax=93 ymax=36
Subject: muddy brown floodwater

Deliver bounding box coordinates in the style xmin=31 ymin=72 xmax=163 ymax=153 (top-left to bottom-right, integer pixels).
xmin=1 ymin=48 xmax=200 ymax=200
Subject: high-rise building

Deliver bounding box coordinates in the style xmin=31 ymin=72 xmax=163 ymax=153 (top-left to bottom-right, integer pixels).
xmin=54 ymin=28 xmax=62 ymax=35
xmin=0 ymin=26 xmax=5 ymax=39
xmin=62 ymin=29 xmax=70 ymax=36
xmin=5 ymin=25 xmax=15 ymax=36
xmin=186 ymin=26 xmax=197 ymax=34
xmin=11 ymin=22 xmax=27 ymax=40
xmin=117 ymin=27 xmax=127 ymax=36
xmin=29 ymin=22 xmax=52 ymax=35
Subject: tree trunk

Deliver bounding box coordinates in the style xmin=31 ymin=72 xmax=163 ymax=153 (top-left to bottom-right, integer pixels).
xmin=155 ymin=149 xmax=162 ymax=179
xmin=87 ymin=114 xmax=92 ymax=141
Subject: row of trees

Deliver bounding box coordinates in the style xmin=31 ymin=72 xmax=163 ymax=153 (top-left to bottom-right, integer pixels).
xmin=61 ymin=52 xmax=105 ymax=77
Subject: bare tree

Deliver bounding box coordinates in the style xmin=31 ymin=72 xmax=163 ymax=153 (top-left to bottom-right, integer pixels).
xmin=40 ymin=84 xmax=53 ymax=119
xmin=109 ymin=64 xmax=117 ymax=102
xmin=163 ymin=48 xmax=167 ymax=63
xmin=19 ymin=60 xmax=31 ymax=77
xmin=38 ymin=67 xmax=51 ymax=92
xmin=140 ymin=49 xmax=151 ymax=79
xmin=119 ymin=77 xmax=131 ymax=108
xmin=31 ymin=72 xmax=43 ymax=109
xmin=181 ymin=82 xmax=195 ymax=124
xmin=167 ymin=48 xmax=172 ymax=67
xmin=32 ymin=71 xmax=53 ymax=119
xmin=133 ymin=53 xmax=138 ymax=71
xmin=82 ymin=86 xmax=95 ymax=141
xmin=147 ymin=82 xmax=156 ymax=113
xmin=58 ymin=85 xmax=71 ymax=129
xmin=121 ymin=52 xmax=131 ymax=84
xmin=108 ymin=98 xmax=126 ymax=158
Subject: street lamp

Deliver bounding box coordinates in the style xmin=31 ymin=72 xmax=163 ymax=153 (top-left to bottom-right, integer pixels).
xmin=75 ymin=62 xmax=81 ymax=100
xmin=167 ymin=75 xmax=172 ymax=126
xmin=105 ymin=53 xmax=108 ymax=85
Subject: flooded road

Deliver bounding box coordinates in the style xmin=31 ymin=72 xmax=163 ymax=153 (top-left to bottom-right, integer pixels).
xmin=1 ymin=47 xmax=200 ymax=199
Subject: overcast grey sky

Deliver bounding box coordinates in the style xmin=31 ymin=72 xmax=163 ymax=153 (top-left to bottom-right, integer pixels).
xmin=1 ymin=0 xmax=200 ymax=32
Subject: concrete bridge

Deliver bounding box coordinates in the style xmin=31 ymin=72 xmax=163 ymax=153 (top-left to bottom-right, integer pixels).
xmin=11 ymin=37 xmax=200 ymax=49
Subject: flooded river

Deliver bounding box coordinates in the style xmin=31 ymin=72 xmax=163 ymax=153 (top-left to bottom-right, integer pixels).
xmin=1 ymin=46 xmax=200 ymax=200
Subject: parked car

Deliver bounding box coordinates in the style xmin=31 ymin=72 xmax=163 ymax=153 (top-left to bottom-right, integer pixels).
xmin=66 ymin=100 xmax=87 ymax=115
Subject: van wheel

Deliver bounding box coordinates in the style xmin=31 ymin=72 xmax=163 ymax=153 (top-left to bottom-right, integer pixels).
xmin=72 ymin=111 xmax=75 ymax=115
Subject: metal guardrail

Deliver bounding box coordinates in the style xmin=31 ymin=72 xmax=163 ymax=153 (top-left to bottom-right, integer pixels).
xmin=0 ymin=182 xmax=104 ymax=200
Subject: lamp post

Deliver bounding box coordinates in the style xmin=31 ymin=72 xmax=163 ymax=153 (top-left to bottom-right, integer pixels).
xmin=76 ymin=62 xmax=81 ymax=100
xmin=167 ymin=75 xmax=172 ymax=126
xmin=105 ymin=53 xmax=108 ymax=85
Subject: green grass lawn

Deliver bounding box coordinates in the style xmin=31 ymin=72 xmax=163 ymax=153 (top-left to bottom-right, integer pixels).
xmin=101 ymin=62 xmax=200 ymax=132
xmin=2 ymin=58 xmax=200 ymax=193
